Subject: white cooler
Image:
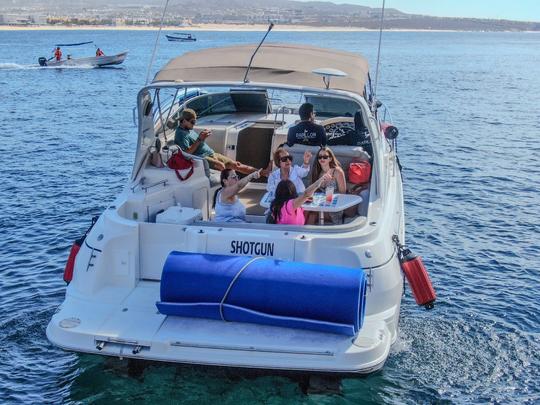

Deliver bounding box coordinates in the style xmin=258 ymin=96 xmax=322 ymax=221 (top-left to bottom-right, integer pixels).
xmin=155 ymin=205 xmax=202 ymax=225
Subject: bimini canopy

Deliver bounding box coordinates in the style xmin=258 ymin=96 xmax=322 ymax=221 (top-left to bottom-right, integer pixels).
xmin=152 ymin=43 xmax=369 ymax=94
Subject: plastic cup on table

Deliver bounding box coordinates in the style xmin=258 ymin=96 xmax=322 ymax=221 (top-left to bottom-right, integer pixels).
xmin=325 ymin=186 xmax=334 ymax=203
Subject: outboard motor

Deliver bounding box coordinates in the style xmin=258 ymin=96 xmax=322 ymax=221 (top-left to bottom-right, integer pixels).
xmin=393 ymin=235 xmax=436 ymax=309
xmin=38 ymin=57 xmax=47 ymax=66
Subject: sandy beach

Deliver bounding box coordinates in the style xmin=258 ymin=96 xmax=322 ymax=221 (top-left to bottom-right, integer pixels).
xmin=0 ymin=23 xmax=375 ymax=32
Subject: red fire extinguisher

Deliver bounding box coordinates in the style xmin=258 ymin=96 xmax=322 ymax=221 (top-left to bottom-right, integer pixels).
xmin=393 ymin=235 xmax=436 ymax=309
xmin=63 ymin=216 xmax=98 ymax=284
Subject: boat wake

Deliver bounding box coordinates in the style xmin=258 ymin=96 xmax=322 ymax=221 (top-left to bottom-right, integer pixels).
xmin=44 ymin=64 xmax=96 ymax=69
xmin=385 ymin=313 xmax=540 ymax=402
xmin=0 ymin=63 xmax=29 ymax=70
xmin=0 ymin=63 xmax=96 ymax=70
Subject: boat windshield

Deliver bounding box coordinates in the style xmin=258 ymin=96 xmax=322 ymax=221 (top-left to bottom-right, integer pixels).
xmin=186 ymin=90 xmax=270 ymax=117
xmin=305 ymin=95 xmax=360 ymax=118
xmin=147 ymin=85 xmax=365 ymax=129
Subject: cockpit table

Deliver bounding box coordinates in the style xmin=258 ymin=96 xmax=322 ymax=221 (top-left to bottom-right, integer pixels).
xmin=260 ymin=192 xmax=362 ymax=225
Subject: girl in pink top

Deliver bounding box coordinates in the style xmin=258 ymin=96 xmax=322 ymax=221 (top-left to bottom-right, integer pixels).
xmin=268 ymin=173 xmax=332 ymax=225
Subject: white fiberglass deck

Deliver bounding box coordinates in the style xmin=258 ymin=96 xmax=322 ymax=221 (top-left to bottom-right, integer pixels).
xmin=48 ymin=281 xmax=393 ymax=374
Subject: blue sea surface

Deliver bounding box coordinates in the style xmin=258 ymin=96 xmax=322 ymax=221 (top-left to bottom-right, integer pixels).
xmin=0 ymin=30 xmax=539 ymax=404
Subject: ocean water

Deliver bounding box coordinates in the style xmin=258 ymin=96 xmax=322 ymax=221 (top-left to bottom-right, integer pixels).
xmin=0 ymin=29 xmax=539 ymax=404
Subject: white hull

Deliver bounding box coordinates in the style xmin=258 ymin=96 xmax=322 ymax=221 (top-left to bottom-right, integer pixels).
xmin=42 ymin=51 xmax=128 ymax=67
xmin=48 ymin=282 xmax=397 ymax=374
xmin=47 ymin=163 xmax=404 ymax=373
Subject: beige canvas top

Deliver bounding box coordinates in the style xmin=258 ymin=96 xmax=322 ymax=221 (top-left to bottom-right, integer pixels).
xmin=152 ymin=43 xmax=369 ymax=94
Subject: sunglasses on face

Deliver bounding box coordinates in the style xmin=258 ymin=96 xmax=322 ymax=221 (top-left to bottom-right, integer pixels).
xmin=279 ymin=155 xmax=293 ymax=163
xmin=189 ymin=119 xmax=197 ymax=125
xmin=228 ymin=174 xmax=238 ymax=180
xmin=318 ymin=155 xmax=330 ymax=160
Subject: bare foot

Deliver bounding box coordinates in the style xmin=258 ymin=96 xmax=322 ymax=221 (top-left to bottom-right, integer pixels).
xmin=260 ymin=161 xmax=273 ymax=177
xmin=214 ymin=161 xmax=226 ymax=171
xmin=260 ymin=168 xmax=270 ymax=177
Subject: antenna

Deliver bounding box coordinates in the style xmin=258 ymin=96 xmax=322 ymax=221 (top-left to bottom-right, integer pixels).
xmin=372 ymin=0 xmax=386 ymax=112
xmin=145 ymin=0 xmax=170 ymax=85
xmin=243 ymin=22 xmax=275 ymax=83
xmin=312 ymin=68 xmax=347 ymax=89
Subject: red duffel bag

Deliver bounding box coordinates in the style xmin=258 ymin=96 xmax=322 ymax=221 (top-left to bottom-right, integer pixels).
xmin=348 ymin=161 xmax=371 ymax=184
xmin=167 ymin=151 xmax=194 ymax=181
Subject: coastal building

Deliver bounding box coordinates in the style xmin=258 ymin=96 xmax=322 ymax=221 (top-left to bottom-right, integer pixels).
xmin=0 ymin=14 xmax=39 ymax=25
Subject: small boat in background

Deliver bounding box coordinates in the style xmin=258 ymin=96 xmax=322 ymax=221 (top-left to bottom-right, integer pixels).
xmin=38 ymin=51 xmax=128 ymax=67
xmin=38 ymin=41 xmax=128 ymax=67
xmin=166 ymin=33 xmax=197 ymax=42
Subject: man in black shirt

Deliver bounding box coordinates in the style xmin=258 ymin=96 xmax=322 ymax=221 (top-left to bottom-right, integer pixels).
xmin=287 ymin=103 xmax=327 ymax=147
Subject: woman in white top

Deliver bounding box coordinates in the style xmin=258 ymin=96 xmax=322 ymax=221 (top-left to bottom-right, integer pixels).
xmin=266 ymin=147 xmax=312 ymax=196
xmin=213 ymin=169 xmax=261 ymax=222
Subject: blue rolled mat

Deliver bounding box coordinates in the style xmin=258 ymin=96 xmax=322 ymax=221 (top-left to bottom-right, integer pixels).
xmin=156 ymin=252 xmax=367 ymax=336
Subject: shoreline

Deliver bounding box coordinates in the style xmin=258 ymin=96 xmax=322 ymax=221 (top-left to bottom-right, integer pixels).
xmin=0 ymin=24 xmax=540 ymax=33
xmin=1 ymin=23 xmax=532 ymax=33
xmin=1 ymin=24 xmax=373 ymax=32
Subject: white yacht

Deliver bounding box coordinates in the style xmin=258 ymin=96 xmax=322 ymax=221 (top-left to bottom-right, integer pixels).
xmin=47 ymin=43 xmax=406 ymax=375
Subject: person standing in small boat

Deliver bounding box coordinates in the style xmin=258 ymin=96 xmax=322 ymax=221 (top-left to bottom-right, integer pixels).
xmin=287 ymin=102 xmax=327 ymax=146
xmin=96 ymin=48 xmax=105 ymax=57
xmin=175 ymin=109 xmax=266 ymax=175
xmin=267 ymin=147 xmax=312 ymax=197
xmin=54 ymin=47 xmax=62 ymax=61
xmin=268 ymin=173 xmax=332 ymax=225
xmin=213 ymin=169 xmax=261 ymax=222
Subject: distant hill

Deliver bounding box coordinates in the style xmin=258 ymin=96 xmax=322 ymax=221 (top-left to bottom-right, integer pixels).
xmin=1 ymin=0 xmax=539 ymax=31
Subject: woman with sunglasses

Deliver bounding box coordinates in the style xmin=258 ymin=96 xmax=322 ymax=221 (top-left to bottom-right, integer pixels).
xmin=266 ymin=147 xmax=312 ymax=197
xmin=309 ymin=146 xmax=347 ymax=224
xmin=213 ymin=168 xmax=261 ymax=222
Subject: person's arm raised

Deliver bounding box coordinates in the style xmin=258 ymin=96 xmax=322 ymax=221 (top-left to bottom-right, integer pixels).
xmin=235 ymin=170 xmax=261 ymax=193
xmin=292 ymin=172 xmax=332 ymax=209
xmin=297 ymin=150 xmax=312 ymax=177
xmin=220 ymin=170 xmax=261 ymax=200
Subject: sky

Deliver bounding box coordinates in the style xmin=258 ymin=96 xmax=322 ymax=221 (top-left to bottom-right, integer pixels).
xmin=299 ymin=0 xmax=540 ymax=22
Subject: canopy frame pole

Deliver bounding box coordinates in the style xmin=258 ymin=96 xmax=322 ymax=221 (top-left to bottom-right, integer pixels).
xmin=155 ymin=90 xmax=169 ymax=145
xmin=165 ymin=88 xmax=180 ymax=124
xmin=372 ymin=0 xmax=386 ymax=113
xmin=243 ymin=22 xmax=274 ymax=83
xmin=145 ymin=0 xmax=170 ymax=85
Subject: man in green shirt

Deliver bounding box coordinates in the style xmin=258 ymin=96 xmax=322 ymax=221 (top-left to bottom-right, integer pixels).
xmin=175 ymin=108 xmax=265 ymax=174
